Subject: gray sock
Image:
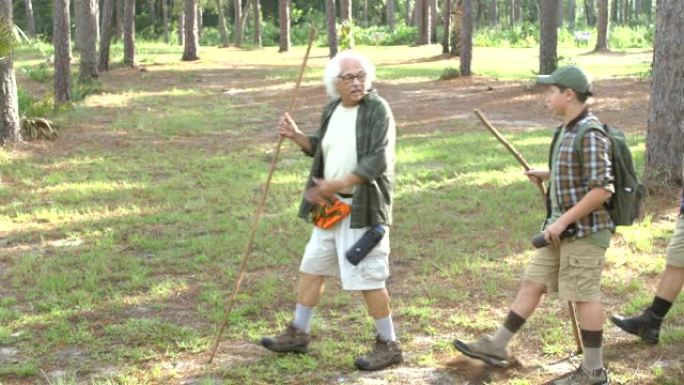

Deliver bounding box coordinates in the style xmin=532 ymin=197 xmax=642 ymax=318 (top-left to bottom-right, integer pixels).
xmin=293 ymin=303 xmax=314 ymax=333
xmin=582 ymin=347 xmax=604 ymax=371
xmin=491 ymin=325 xmax=515 ymax=349
xmin=375 ymin=316 xmax=397 ymax=341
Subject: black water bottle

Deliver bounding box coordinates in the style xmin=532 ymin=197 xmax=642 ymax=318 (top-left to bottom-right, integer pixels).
xmin=346 ymin=225 xmax=385 ymax=266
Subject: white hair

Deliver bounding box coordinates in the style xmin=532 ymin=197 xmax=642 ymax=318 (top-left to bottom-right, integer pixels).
xmin=323 ymin=50 xmax=376 ymax=99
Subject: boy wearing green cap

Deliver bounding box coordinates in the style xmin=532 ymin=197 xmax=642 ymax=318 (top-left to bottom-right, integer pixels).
xmin=452 ymin=66 xmax=614 ymax=385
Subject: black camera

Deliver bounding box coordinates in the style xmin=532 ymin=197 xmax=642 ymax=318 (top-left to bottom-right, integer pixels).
xmin=531 ymin=224 xmax=576 ymax=248
xmin=346 ymin=225 xmax=385 ymax=265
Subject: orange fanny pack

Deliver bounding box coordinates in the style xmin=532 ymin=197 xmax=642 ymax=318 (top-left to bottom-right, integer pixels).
xmin=311 ymin=198 xmax=352 ymax=229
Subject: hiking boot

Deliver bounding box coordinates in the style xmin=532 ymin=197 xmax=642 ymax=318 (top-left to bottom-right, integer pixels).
xmin=354 ymin=335 xmax=403 ymax=371
xmin=453 ymin=334 xmax=511 ymax=367
xmin=259 ymin=324 xmax=310 ymax=353
xmin=552 ymin=366 xmax=609 ymax=385
xmin=610 ymin=310 xmax=661 ymax=344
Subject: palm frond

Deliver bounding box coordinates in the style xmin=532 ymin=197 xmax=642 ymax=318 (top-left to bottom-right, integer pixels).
xmin=0 ymin=17 xmax=16 ymax=60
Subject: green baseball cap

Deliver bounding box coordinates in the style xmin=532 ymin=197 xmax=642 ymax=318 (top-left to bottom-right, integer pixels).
xmin=537 ymin=65 xmax=593 ymax=96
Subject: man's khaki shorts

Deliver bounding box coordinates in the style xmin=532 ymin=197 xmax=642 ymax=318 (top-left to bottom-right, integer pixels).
xmin=666 ymin=216 xmax=684 ymax=267
xmin=524 ymin=237 xmax=607 ymax=302
xmin=299 ymin=198 xmax=390 ymax=291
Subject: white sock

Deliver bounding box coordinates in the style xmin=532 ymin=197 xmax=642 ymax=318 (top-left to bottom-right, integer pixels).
xmin=375 ymin=316 xmax=397 ymax=341
xmin=293 ymin=303 xmax=314 ymax=333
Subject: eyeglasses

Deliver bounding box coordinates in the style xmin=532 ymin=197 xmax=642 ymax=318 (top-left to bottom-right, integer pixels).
xmin=338 ymin=73 xmax=366 ymax=85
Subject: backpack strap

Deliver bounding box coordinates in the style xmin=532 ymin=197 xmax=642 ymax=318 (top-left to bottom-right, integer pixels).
xmin=572 ymin=122 xmax=611 ymax=168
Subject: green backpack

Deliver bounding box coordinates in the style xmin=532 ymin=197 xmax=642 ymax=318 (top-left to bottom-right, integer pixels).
xmin=574 ymin=123 xmax=644 ymax=226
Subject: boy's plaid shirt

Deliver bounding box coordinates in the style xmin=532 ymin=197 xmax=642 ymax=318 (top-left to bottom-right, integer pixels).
xmin=550 ymin=111 xmax=615 ymax=238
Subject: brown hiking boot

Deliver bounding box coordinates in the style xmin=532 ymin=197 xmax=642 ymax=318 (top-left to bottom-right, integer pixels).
xmin=354 ymin=336 xmax=403 ymax=371
xmin=453 ymin=334 xmax=511 ymax=367
xmin=259 ymin=324 xmax=310 ymax=354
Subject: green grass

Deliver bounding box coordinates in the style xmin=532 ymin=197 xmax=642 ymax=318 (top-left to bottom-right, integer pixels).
xmin=1 ymin=42 xmax=680 ymax=384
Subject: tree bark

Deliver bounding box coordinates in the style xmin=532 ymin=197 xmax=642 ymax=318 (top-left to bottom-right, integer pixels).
xmin=443 ymin=0 xmax=452 ymax=54
xmin=178 ymin=10 xmax=185 ymax=46
xmin=387 ymin=0 xmax=396 ymax=32
xmin=584 ymin=0 xmax=597 ymax=25
xmin=342 ymin=0 xmax=352 ymax=23
xmin=645 ymin=0 xmax=684 ymax=188
xmin=0 ymin=1 xmax=20 ymax=142
xmin=557 ymin=0 xmax=564 ymax=27
xmin=460 ymin=0 xmax=472 ymax=76
xmin=198 ymin=6 xmax=203 ymax=40
xmin=182 ymin=0 xmax=199 ymax=60
xmin=79 ymin=0 xmax=99 ymax=79
xmin=490 ymin=0 xmax=498 ymax=25
xmin=418 ymin=0 xmax=431 ymax=44
xmin=363 ymin=0 xmax=369 ymax=26
xmin=217 ymin=0 xmax=230 ymax=47
xmin=405 ymin=0 xmax=412 ymax=25
xmin=451 ymin=0 xmax=462 ymax=55
xmin=595 ymin=0 xmax=609 ymax=52
xmin=431 ymin=0 xmax=438 ymax=43
xmin=253 ymin=0 xmax=261 ymax=47
xmin=115 ymin=0 xmax=123 ymax=41
xmin=23 ymin=0 xmax=36 ymax=37
xmin=98 ymin=0 xmax=114 ymax=72
xmin=123 ymin=0 xmax=135 ymax=66
xmin=53 ymin=0 xmax=72 ymax=104
xmin=278 ymin=0 xmax=290 ymax=52
xmin=539 ymin=0 xmax=559 ymax=75
xmin=326 ymin=0 xmax=338 ymax=58
xmin=73 ymin=0 xmax=82 ymax=51
xmin=234 ymin=0 xmax=244 ymax=46
xmin=162 ymin=0 xmax=170 ymax=43
xmin=568 ymin=0 xmax=576 ymax=29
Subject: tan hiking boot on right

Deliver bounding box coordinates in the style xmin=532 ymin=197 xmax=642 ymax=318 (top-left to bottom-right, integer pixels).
xmin=453 ymin=334 xmax=511 ymax=367
xmin=259 ymin=324 xmax=310 ymax=354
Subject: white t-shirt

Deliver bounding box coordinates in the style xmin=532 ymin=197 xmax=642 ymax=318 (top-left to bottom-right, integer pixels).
xmin=322 ymin=104 xmax=359 ymax=194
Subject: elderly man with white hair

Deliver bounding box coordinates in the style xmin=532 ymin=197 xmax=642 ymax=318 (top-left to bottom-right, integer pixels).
xmin=259 ymin=50 xmax=401 ymax=370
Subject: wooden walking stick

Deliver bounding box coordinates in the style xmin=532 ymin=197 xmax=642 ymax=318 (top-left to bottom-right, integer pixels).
xmin=206 ymin=26 xmax=317 ymax=365
xmin=473 ymin=108 xmax=583 ymax=355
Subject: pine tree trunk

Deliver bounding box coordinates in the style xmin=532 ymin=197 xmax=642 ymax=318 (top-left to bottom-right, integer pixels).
xmin=115 ymin=0 xmax=123 ymax=41
xmin=217 ymin=0 xmax=230 ymax=47
xmin=342 ymin=0 xmax=352 ymax=22
xmin=182 ymin=0 xmax=199 ymax=60
xmin=568 ymin=0 xmax=576 ymax=29
xmin=163 ymin=0 xmax=170 ymax=43
xmin=253 ymin=0 xmax=261 ymax=47
xmin=585 ymin=0 xmax=597 ymax=25
xmin=557 ymin=0 xmax=564 ymax=27
xmin=98 ymin=0 xmax=114 ymax=72
xmin=80 ymin=0 xmax=99 ymax=79
xmin=595 ymin=0 xmax=609 ymax=51
xmin=53 ymin=0 xmax=72 ymax=104
xmin=443 ymin=0 xmax=452 ymax=54
xmin=405 ymin=0 xmax=412 ymax=25
xmin=460 ymin=0 xmax=472 ymax=75
xmin=451 ymin=0 xmax=462 ymax=55
xmin=74 ymin=0 xmax=82 ymax=51
xmin=0 ymin=0 xmax=20 ymax=142
xmin=178 ymin=10 xmax=185 ymax=46
xmin=431 ymin=0 xmax=438 ymax=43
xmin=278 ymin=0 xmax=290 ymax=52
xmin=387 ymin=0 xmax=396 ymax=32
xmin=234 ymin=0 xmax=243 ymax=46
xmin=123 ymin=0 xmax=135 ymax=66
xmin=23 ymin=0 xmax=36 ymax=37
xmin=490 ymin=0 xmax=497 ymax=25
xmin=326 ymin=0 xmax=338 ymax=58
xmin=363 ymin=0 xmax=369 ymax=26
xmin=645 ymin=0 xmax=684 ymax=188
xmin=198 ymin=6 xmax=203 ymax=40
xmin=539 ymin=0 xmax=559 ymax=75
